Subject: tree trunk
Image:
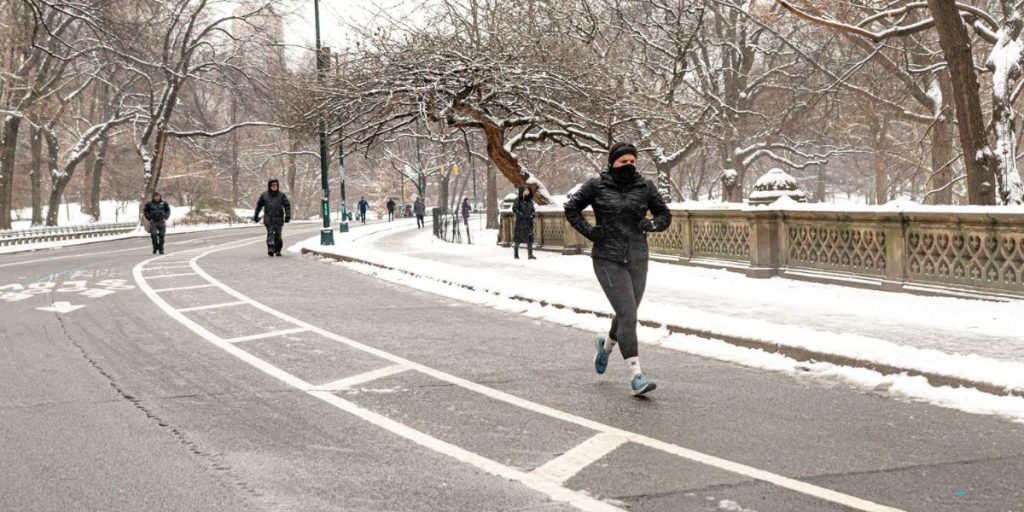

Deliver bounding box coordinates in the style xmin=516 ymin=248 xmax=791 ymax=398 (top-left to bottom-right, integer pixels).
xmin=873 ymin=117 xmax=889 ymax=205
xmin=230 ymin=93 xmax=240 ymax=207
xmin=815 ymin=164 xmax=826 ymax=203
xmin=926 ymin=72 xmax=956 ymax=205
xmin=656 ymin=161 xmax=673 ymax=201
xmin=0 ymin=116 xmax=23 ymax=229
xmin=485 ymin=160 xmax=498 ymax=229
xmin=88 ymin=135 xmax=108 ymax=221
xmin=988 ymin=10 xmax=1024 ymax=204
xmin=477 ymin=119 xmax=550 ymax=204
xmin=927 ymin=0 xmax=997 ymax=205
xmin=44 ymin=131 xmax=63 ymax=226
xmin=30 ymin=126 xmax=44 ymax=225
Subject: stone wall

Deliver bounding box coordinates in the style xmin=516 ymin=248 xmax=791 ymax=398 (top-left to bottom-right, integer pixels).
xmin=499 ymin=205 xmax=1024 ymax=299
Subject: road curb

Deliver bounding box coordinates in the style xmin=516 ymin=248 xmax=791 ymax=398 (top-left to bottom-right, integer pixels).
xmin=302 ymin=247 xmax=1024 ymax=400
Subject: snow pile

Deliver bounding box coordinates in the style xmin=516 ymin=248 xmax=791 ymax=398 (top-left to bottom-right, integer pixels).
xmin=749 ymin=168 xmax=806 ymax=204
xmin=292 ymin=219 xmax=1024 ymax=422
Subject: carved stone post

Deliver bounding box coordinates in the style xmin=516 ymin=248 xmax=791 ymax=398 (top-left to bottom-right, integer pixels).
xmin=882 ymin=212 xmax=907 ymax=291
xmin=747 ymin=209 xmax=781 ymax=278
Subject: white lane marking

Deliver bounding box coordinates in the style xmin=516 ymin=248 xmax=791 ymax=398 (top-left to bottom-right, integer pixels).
xmin=143 ymin=265 xmax=194 ymax=271
xmin=137 ymin=242 xmax=905 ymax=512
xmin=152 ymin=284 xmax=215 ymax=293
xmin=311 ymin=364 xmax=411 ymax=391
xmin=177 ymin=300 xmax=247 ymax=313
xmin=532 ymin=433 xmax=628 ymax=484
xmin=144 ymin=272 xmax=198 ymax=279
xmin=133 ymin=263 xmax=622 ymax=512
xmin=223 ymin=327 xmax=310 ymax=344
xmin=35 ymin=301 xmax=86 ymax=314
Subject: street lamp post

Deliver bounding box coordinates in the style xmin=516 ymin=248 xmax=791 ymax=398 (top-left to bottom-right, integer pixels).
xmin=314 ymin=0 xmax=334 ymax=245
xmin=338 ymin=131 xmax=349 ymax=232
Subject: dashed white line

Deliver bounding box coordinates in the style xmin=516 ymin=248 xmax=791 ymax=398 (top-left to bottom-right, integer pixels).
xmin=222 ymin=327 xmax=310 ymax=344
xmin=532 ymin=433 xmax=628 ymax=484
xmin=310 ymin=364 xmax=410 ymax=391
xmin=145 ymin=272 xmax=198 ymax=279
xmin=152 ymin=284 xmax=216 ymax=293
xmin=177 ymin=301 xmax=247 ymax=313
xmin=133 ymin=241 xmax=906 ymax=512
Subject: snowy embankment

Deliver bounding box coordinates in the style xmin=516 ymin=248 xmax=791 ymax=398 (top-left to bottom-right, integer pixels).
xmin=291 ymin=218 xmax=1024 ymax=422
xmin=2 ymin=201 xmax=261 ymax=255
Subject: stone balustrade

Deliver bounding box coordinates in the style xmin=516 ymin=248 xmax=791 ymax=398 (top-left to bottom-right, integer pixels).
xmin=499 ymin=204 xmax=1024 ymax=299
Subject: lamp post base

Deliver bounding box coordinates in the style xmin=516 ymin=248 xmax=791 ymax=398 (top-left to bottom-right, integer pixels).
xmin=320 ymin=228 xmax=335 ymax=245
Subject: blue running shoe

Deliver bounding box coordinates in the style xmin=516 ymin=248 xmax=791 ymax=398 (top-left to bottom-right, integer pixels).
xmin=631 ymin=373 xmax=657 ymax=396
xmin=594 ymin=336 xmax=610 ymax=375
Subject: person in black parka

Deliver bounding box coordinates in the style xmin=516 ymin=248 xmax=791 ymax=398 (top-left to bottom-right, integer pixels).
xmin=143 ymin=191 xmax=171 ymax=254
xmin=386 ymin=197 xmax=396 ymax=221
xmin=564 ymin=142 xmax=671 ymax=396
xmin=512 ymin=185 xmax=536 ymax=260
xmin=253 ymin=178 xmax=291 ymax=257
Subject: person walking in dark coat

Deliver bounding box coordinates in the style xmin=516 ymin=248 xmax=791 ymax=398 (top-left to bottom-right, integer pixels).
xmin=143 ymin=191 xmax=171 ymax=254
xmin=253 ymin=178 xmax=291 ymax=257
xmin=386 ymin=197 xmax=396 ymax=221
xmin=564 ymin=142 xmax=671 ymax=396
xmin=414 ymin=197 xmax=426 ymax=229
xmin=512 ymin=185 xmax=536 ymax=260
xmin=461 ymin=198 xmax=472 ymax=226
xmin=358 ymin=197 xmax=369 ymax=224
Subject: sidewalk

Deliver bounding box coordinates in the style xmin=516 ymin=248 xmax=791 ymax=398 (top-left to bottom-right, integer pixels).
xmin=292 ymin=218 xmax=1024 ymax=411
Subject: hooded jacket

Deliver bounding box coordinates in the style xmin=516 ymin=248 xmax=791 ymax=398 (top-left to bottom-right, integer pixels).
xmin=564 ymin=167 xmax=671 ymax=263
xmin=414 ymin=198 xmax=426 ymax=216
xmin=144 ymin=193 xmax=171 ymax=223
xmin=512 ymin=185 xmax=536 ymax=243
xmin=255 ymin=178 xmax=291 ymax=225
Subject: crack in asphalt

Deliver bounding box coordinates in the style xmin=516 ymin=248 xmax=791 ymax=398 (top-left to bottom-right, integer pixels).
xmin=48 ymin=307 xmax=266 ymax=503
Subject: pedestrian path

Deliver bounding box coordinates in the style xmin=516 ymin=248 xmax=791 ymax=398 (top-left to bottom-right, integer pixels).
xmin=290 ymin=218 xmax=1024 ymax=414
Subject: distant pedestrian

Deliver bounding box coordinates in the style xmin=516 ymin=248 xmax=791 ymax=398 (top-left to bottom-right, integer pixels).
xmin=512 ymin=185 xmax=536 ymax=260
xmin=358 ymin=197 xmax=369 ymax=224
xmin=143 ymin=191 xmax=171 ymax=254
xmin=386 ymin=197 xmax=396 ymax=221
xmin=565 ymin=142 xmax=671 ymax=396
xmin=414 ymin=197 xmax=426 ymax=229
xmin=461 ymin=197 xmax=471 ymax=226
xmin=253 ymin=177 xmax=291 ymax=257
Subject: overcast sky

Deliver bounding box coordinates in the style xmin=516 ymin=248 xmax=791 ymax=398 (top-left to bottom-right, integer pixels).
xmin=280 ymin=0 xmax=423 ymax=54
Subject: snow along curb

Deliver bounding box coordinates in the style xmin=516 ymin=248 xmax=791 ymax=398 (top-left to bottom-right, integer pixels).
xmin=301 ymin=247 xmax=1024 ymax=401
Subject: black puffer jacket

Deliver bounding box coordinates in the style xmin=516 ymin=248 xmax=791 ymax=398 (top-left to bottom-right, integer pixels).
xmin=143 ymin=197 xmax=171 ymax=223
xmin=255 ymin=178 xmax=291 ymax=226
xmin=564 ymin=169 xmax=671 ymax=263
xmin=512 ymin=185 xmax=536 ymax=243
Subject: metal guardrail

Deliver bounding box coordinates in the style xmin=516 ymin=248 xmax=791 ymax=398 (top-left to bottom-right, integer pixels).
xmin=0 ymin=222 xmax=138 ymax=247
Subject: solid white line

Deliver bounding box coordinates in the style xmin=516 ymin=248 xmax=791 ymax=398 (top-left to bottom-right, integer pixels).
xmin=152 ymin=284 xmax=216 ymax=293
xmin=177 ymin=301 xmax=247 ymax=313
xmin=138 ymin=241 xmax=905 ymax=512
xmin=132 ymin=258 xmax=623 ymax=512
xmin=144 ymin=272 xmax=198 ymax=279
xmin=310 ymin=364 xmax=410 ymax=391
xmin=223 ymin=327 xmax=309 ymax=344
xmin=532 ymin=433 xmax=628 ymax=484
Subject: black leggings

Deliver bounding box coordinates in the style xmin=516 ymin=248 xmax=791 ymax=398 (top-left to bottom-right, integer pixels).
xmin=593 ymin=258 xmax=648 ymax=359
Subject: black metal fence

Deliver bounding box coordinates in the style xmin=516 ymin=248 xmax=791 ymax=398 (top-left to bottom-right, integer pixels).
xmin=432 ymin=208 xmax=472 ymax=244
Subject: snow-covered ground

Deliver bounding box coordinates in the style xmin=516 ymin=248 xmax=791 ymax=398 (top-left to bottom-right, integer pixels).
xmin=291 ymin=217 xmax=1024 ymax=422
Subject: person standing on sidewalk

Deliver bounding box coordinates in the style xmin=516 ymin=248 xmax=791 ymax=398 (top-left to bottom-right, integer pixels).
xmin=564 ymin=142 xmax=671 ymax=396
xmin=461 ymin=197 xmax=472 ymax=226
xmin=414 ymin=197 xmax=426 ymax=229
xmin=358 ymin=197 xmax=369 ymax=224
xmin=386 ymin=197 xmax=396 ymax=221
xmin=253 ymin=178 xmax=291 ymax=257
xmin=143 ymin=191 xmax=171 ymax=254
xmin=512 ymin=185 xmax=536 ymax=260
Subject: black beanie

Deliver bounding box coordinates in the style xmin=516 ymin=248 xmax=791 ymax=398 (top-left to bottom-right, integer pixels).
xmin=608 ymin=143 xmax=638 ymax=166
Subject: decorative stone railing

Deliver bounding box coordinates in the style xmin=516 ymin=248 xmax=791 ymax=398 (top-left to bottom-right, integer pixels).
xmin=499 ymin=204 xmax=1024 ymax=299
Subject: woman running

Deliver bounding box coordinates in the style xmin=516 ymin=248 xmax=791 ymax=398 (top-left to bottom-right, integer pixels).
xmin=564 ymin=143 xmax=671 ymax=396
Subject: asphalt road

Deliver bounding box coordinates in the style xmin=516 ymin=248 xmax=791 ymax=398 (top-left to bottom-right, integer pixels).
xmin=1 ymin=222 xmax=1022 ymax=512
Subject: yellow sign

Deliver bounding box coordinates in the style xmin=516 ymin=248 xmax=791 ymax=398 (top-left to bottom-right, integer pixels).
xmin=452 ymin=164 xmax=460 ymax=175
